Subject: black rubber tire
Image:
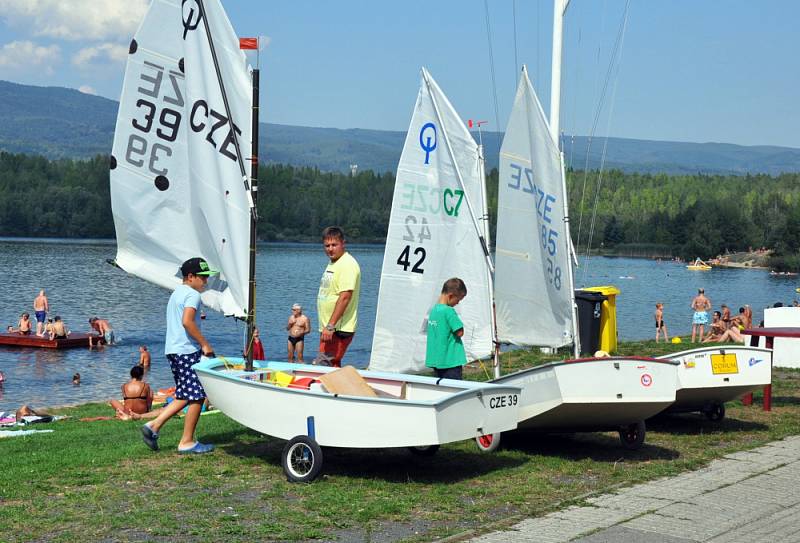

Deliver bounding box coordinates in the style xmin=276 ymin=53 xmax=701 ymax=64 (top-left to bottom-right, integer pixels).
xmin=475 ymin=432 xmax=502 ymax=453
xmin=407 ymin=444 xmax=440 ymax=456
xmin=619 ymin=420 xmax=646 ymax=450
xmin=705 ymin=403 xmax=726 ymax=422
xmin=282 ymin=435 xmax=323 ymax=483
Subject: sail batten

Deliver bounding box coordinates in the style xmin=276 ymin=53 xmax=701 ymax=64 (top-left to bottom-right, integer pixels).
xmin=495 ymin=67 xmax=573 ymax=348
xmin=370 ymin=68 xmax=493 ymax=374
xmin=110 ymin=0 xmax=252 ymax=317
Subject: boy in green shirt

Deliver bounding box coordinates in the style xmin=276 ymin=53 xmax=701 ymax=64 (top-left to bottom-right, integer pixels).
xmin=425 ymin=278 xmax=467 ymax=380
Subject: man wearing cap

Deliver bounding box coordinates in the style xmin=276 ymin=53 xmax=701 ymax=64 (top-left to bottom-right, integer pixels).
xmin=141 ymin=257 xmax=217 ymax=454
xmin=286 ymin=303 xmax=311 ymax=362
xmin=317 ymin=226 xmax=360 ymax=367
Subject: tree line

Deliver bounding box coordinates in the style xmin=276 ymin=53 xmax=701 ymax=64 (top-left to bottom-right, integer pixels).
xmin=1 ymin=152 xmax=799 ymax=269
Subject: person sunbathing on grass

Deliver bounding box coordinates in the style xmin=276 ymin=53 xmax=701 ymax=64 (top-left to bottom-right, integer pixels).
xmin=109 ymin=366 xmax=162 ymax=421
xmin=701 ymin=311 xmax=726 ymax=343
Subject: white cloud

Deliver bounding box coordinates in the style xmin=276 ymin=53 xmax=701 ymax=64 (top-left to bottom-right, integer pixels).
xmin=72 ymin=43 xmax=128 ymax=67
xmin=78 ymin=85 xmax=97 ymax=95
xmin=0 ymin=0 xmax=148 ymax=41
xmin=0 ymin=40 xmax=60 ymax=73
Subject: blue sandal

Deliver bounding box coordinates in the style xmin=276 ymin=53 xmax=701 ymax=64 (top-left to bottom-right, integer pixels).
xmin=141 ymin=424 xmax=159 ymax=451
xmin=178 ymin=442 xmax=214 ymax=454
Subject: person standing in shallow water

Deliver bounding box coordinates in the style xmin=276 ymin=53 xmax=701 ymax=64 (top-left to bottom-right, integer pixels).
xmin=654 ymin=303 xmax=669 ymax=343
xmin=691 ymin=288 xmax=712 ymax=343
xmin=141 ymin=257 xmax=217 ymax=455
xmin=286 ymin=304 xmax=310 ymax=362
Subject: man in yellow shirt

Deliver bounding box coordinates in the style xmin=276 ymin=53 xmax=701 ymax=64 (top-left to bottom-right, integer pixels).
xmin=317 ymin=226 xmax=361 ymax=367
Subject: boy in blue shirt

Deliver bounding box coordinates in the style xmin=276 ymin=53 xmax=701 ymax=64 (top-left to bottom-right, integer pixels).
xmin=141 ymin=257 xmax=217 ymax=454
xmin=425 ymin=278 xmax=467 ymax=380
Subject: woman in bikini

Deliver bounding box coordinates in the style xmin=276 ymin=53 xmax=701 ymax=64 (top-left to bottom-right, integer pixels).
xmin=109 ymin=366 xmax=161 ymax=420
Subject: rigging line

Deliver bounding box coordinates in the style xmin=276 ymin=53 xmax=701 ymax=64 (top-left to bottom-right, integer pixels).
xmin=584 ymin=0 xmax=630 ymax=264
xmin=483 ymin=0 xmax=502 ymax=156
xmin=196 ymin=0 xmax=253 ymax=212
xmin=512 ymin=0 xmax=519 ymax=79
xmin=574 ymin=0 xmax=629 ymax=265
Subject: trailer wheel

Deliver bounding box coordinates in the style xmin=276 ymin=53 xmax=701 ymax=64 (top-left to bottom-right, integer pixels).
xmin=619 ymin=421 xmax=646 ymax=450
xmin=704 ymin=403 xmax=725 ymax=422
xmin=282 ymin=435 xmax=323 ymax=483
xmin=475 ymin=432 xmax=502 ymax=453
xmin=407 ymin=445 xmax=440 ymax=456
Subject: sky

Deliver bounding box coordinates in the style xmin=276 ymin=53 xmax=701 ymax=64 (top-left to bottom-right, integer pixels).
xmin=0 ymin=0 xmax=798 ymax=148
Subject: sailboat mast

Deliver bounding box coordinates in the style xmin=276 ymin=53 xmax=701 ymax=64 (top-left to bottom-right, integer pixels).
xmin=549 ymin=0 xmax=580 ymax=357
xmin=245 ymin=68 xmax=260 ymax=371
xmin=549 ymin=0 xmax=568 ymax=143
xmin=477 ymin=140 xmax=501 ymax=378
xmin=197 ymin=0 xmax=258 ymax=368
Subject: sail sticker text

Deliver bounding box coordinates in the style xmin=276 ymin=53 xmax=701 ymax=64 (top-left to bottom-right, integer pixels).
xmin=397 ymin=214 xmax=430 ymax=274
xmin=189 ymin=100 xmax=243 ymax=162
xmin=398 ymin=184 xmax=464 ymax=217
xmin=508 ymin=163 xmax=563 ymax=290
xmin=395 ymin=181 xmax=464 ymax=275
xmin=182 ymin=0 xmax=203 ymax=39
xmin=125 ymin=61 xmax=185 ymax=176
xmin=419 ymin=122 xmax=437 ymax=164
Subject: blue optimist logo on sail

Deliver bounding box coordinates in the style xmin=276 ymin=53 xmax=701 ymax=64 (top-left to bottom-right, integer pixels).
xmin=419 ymin=122 xmax=437 ymax=164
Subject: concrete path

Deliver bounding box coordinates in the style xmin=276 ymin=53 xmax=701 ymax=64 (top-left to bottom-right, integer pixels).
xmin=469 ymin=435 xmax=800 ymax=542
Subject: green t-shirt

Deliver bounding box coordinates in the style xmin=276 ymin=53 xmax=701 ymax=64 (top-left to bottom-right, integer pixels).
xmin=425 ymin=303 xmax=466 ymax=369
xmin=317 ymin=252 xmax=361 ymax=333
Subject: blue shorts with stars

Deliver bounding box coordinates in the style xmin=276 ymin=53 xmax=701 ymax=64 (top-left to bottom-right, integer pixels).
xmin=166 ymin=351 xmax=207 ymax=401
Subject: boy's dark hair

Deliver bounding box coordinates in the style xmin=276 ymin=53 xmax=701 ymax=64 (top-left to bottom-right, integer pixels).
xmin=321 ymin=226 xmax=345 ymax=241
xmin=130 ymin=365 xmax=144 ymax=379
xmin=441 ymin=278 xmax=467 ymax=296
xmin=713 ymin=311 xmax=722 ymax=318
xmin=54 ymin=316 xmax=62 ymax=322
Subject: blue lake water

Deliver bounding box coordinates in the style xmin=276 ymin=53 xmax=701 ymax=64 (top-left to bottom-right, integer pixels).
xmin=0 ymin=239 xmax=796 ymax=411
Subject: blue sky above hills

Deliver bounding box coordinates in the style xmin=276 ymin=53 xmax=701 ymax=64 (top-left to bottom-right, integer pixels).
xmin=0 ymin=0 xmax=797 ymax=148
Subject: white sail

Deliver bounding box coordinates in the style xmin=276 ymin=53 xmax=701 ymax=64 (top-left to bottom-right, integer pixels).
xmin=495 ymin=67 xmax=573 ymax=347
xmin=370 ymin=68 xmax=493 ymax=374
xmin=110 ymin=0 xmax=252 ymax=317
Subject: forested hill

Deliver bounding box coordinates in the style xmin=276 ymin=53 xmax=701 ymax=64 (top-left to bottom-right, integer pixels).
xmin=3 ymin=151 xmax=800 ymax=270
xmin=2 ymin=79 xmax=800 ymax=175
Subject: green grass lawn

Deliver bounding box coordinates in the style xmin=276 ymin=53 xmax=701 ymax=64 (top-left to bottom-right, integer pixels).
xmin=1 ymin=339 xmax=798 ymax=542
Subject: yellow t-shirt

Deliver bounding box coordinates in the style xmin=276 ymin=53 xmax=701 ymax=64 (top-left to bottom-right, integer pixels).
xmin=317 ymin=252 xmax=361 ymax=333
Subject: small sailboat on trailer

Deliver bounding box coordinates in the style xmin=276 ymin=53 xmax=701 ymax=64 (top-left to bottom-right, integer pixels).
xmin=485 ymin=60 xmax=678 ymax=451
xmin=659 ymin=346 xmax=772 ymax=420
xmin=111 ymin=0 xmax=520 ymax=483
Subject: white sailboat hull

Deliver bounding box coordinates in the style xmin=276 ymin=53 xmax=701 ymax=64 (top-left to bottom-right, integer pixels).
xmin=196 ymin=359 xmax=521 ymax=448
xmin=658 ymin=346 xmax=772 ymax=412
xmin=490 ymin=357 xmax=679 ymax=431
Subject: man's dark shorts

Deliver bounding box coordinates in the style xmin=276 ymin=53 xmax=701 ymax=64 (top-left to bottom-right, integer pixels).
xmin=433 ymin=366 xmax=463 ymax=380
xmin=35 ymin=311 xmax=46 ymax=323
xmin=166 ymin=351 xmax=207 ymax=401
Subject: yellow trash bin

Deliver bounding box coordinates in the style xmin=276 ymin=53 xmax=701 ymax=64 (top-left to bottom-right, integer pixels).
xmin=583 ymin=286 xmax=620 ymax=354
